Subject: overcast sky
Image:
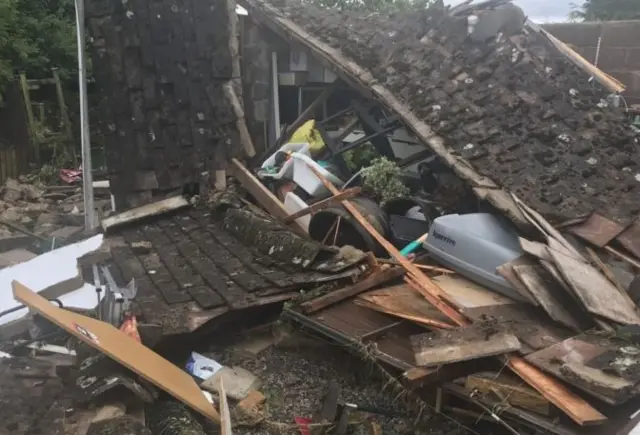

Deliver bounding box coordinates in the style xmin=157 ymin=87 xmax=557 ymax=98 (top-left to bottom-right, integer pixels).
xmin=445 ymin=0 xmax=579 ymax=23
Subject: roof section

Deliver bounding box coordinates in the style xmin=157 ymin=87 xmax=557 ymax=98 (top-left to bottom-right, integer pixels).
xmin=243 ymin=0 xmax=640 ymax=227
xmin=104 ymin=205 xmax=363 ymax=335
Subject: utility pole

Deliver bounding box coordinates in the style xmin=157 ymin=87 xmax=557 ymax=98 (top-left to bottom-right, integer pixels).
xmin=74 ymin=0 xmax=96 ymax=230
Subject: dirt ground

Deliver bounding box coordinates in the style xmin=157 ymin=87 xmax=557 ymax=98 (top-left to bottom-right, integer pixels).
xmin=0 ymin=356 xmax=95 ymax=435
xmin=204 ymin=325 xmax=471 ymax=435
xmin=0 ymin=326 xmax=471 ymax=435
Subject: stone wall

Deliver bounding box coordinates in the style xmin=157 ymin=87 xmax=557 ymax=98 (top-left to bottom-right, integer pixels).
xmin=544 ymin=21 xmax=640 ymax=106
xmin=87 ymin=0 xmax=240 ymax=209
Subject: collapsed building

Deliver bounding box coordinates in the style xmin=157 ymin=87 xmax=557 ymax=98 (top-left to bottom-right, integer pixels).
xmin=1 ymin=0 xmax=640 ymax=434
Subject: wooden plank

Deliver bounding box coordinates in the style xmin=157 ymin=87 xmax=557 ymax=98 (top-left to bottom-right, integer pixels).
xmin=301 ymin=165 xmax=606 ymax=426
xmin=605 ymin=245 xmax=640 ymax=270
xmin=300 ymin=267 xmax=404 ymax=314
xmin=377 ymin=259 xmax=454 ymax=275
xmin=411 ymin=328 xmax=521 ymax=367
xmin=431 ymin=274 xmax=515 ymax=309
xmin=445 ymin=383 xmax=581 ymax=435
xmin=101 ymin=196 xmax=190 ymax=232
xmin=496 ymin=256 xmax=539 ymax=306
xmin=525 ymin=335 xmax=637 ymax=404
xmin=355 ymin=298 xmax=454 ymax=330
xmin=569 ymin=213 xmax=625 ymax=247
xmin=549 ymin=248 xmax=640 ymax=325
xmin=512 ymin=195 xmax=585 ymax=262
xmin=283 ymin=187 xmax=361 ymax=223
xmin=230 ymin=158 xmax=306 ymax=235
xmin=462 ymin=304 xmax=572 ymax=353
xmin=586 ymin=247 xmax=624 ymax=292
xmin=355 ymin=284 xmax=455 ymax=330
xmin=12 ymin=281 xmax=220 ymax=423
xmin=617 ymin=220 xmax=640 ymax=262
xmin=223 ymin=82 xmax=255 ymax=158
xmin=465 ymin=373 xmax=551 ymax=416
xmin=219 ymin=380 xmax=232 ymax=435
xmin=513 ymin=264 xmax=585 ymax=331
xmin=533 ymin=24 xmax=625 ymax=93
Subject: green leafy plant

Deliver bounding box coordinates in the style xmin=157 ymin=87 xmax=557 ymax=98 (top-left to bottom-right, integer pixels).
xmin=342 ymin=143 xmax=379 ymax=173
xmin=361 ymin=157 xmax=410 ymax=204
xmin=0 ymin=0 xmax=76 ymax=101
xmin=569 ymin=0 xmax=640 ymax=21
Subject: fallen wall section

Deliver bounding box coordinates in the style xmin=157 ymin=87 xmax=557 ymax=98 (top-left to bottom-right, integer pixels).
xmin=87 ymin=0 xmax=242 ymax=209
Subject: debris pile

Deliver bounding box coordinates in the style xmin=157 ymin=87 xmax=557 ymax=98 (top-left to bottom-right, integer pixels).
xmin=3 ymin=0 xmax=640 ymax=434
xmin=0 ymin=176 xmax=113 ymax=249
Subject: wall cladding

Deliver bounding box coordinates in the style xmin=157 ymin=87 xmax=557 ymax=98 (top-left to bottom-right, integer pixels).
xmin=87 ymin=0 xmax=240 ymax=209
xmin=240 ymin=18 xmax=272 ymax=156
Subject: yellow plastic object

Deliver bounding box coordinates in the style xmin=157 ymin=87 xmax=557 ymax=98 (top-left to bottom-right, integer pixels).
xmin=288 ymin=119 xmax=325 ymax=154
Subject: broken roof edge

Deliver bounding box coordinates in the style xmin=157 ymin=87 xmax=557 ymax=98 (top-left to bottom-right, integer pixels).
xmin=241 ymin=0 xmax=531 ymax=230
xmin=525 ymin=21 xmax=625 ymax=93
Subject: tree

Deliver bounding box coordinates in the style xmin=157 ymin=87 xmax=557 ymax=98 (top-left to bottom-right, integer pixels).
xmin=0 ymin=0 xmax=76 ymax=102
xmin=569 ymin=0 xmax=640 ymax=21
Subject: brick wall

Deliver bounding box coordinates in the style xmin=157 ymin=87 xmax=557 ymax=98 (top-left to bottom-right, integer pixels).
xmin=544 ymin=20 xmax=640 ymax=107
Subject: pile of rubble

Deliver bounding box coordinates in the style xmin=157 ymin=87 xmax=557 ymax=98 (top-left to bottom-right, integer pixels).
xmin=0 ymin=177 xmax=116 ymax=267
xmin=0 ymin=194 xmax=459 ymax=435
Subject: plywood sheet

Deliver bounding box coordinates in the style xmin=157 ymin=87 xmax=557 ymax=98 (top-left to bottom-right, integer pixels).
xmin=12 ymin=281 xmax=220 ymax=423
xmin=496 ymin=256 xmax=539 ymax=306
xmin=356 ymin=284 xmax=455 ymax=329
xmin=431 ymin=274 xmax=515 ymax=309
xmin=513 ymin=265 xmax=585 ymax=331
xmin=549 ymin=249 xmax=640 ymax=325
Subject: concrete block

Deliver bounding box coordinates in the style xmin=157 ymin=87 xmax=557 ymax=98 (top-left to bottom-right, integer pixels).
xmin=200 ymin=366 xmax=261 ymax=401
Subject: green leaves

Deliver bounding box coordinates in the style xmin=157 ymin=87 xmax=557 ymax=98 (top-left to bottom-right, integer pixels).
xmin=569 ymin=0 xmax=640 ymax=21
xmin=0 ymin=0 xmax=76 ymax=96
xmin=362 ymin=157 xmax=410 ymax=204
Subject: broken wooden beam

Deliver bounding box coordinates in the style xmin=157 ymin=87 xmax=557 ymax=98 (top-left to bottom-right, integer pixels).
xmin=101 ymin=196 xmax=190 ymax=232
xmin=230 ymin=158 xmax=306 ymax=235
xmin=12 ymin=281 xmax=221 ymax=423
xmin=219 ymin=380 xmax=232 ymax=435
xmin=223 ymin=82 xmax=256 ymax=158
xmin=304 ymin=164 xmax=607 ymax=426
xmin=300 ymin=266 xmax=404 ymax=314
xmin=411 ymin=328 xmax=521 ymax=366
xmin=283 ymin=187 xmax=362 ymax=223
xmin=376 ymin=258 xmax=454 ymax=274
xmin=355 ymin=284 xmax=455 ymax=330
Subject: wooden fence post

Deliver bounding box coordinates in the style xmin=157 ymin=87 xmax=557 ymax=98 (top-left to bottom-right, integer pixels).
xmin=18 ymin=72 xmax=39 ymax=164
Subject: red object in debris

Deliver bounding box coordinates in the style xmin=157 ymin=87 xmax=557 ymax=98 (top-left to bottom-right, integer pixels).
xmin=294 ymin=416 xmax=312 ymax=435
xmin=59 ymin=168 xmax=83 ymax=184
xmin=120 ymin=314 xmax=141 ymax=343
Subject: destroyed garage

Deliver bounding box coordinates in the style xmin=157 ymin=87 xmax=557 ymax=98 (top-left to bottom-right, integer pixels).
xmin=1 ymin=0 xmax=640 ymax=434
